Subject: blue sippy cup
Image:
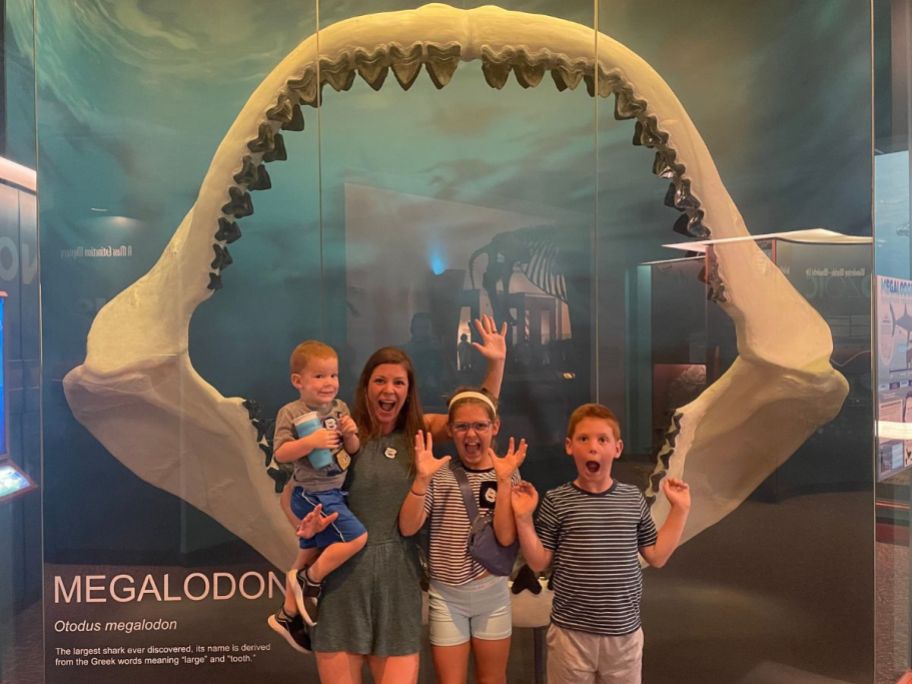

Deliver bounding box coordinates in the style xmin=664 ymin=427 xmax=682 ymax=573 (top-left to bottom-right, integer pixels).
xmin=293 ymin=411 xmax=334 ymax=469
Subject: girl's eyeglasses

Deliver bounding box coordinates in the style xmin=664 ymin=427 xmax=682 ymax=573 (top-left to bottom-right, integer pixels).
xmin=451 ymin=421 xmax=493 ymax=433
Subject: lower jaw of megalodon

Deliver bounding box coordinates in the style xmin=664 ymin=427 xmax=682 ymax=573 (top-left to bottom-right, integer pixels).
xmin=61 ymin=4 xmax=847 ymax=570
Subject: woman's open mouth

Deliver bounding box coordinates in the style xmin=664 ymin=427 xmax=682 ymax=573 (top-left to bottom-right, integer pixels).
xmin=377 ymin=399 xmax=397 ymax=413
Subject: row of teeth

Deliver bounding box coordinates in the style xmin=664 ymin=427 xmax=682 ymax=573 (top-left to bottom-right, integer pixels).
xmin=241 ymin=399 xmax=290 ymax=493
xmin=211 ymin=42 xmax=716 ymax=464
xmin=644 ymin=411 xmax=682 ymax=505
xmin=208 ymin=42 xmax=711 ymax=290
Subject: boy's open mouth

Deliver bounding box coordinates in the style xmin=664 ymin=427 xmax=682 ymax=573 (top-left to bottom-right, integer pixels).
xmin=585 ymin=460 xmax=600 ymax=473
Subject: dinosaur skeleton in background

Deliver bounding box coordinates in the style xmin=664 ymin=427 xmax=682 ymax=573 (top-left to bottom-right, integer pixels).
xmin=62 ymin=4 xmax=847 ymax=570
xmin=468 ymin=225 xmax=568 ymax=331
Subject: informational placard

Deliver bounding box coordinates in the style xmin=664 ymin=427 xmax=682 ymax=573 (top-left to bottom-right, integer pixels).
xmin=876 ymin=276 xmax=912 ymax=479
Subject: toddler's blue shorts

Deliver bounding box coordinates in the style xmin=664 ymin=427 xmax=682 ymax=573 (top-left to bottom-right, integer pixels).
xmin=291 ymin=487 xmax=366 ymax=549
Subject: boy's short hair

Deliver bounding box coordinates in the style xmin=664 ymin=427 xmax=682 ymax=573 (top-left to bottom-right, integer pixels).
xmin=290 ymin=340 xmax=337 ymax=374
xmin=566 ymin=403 xmax=621 ymax=440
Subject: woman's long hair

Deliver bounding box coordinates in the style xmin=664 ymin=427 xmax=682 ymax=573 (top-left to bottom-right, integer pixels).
xmin=352 ymin=347 xmax=425 ymax=462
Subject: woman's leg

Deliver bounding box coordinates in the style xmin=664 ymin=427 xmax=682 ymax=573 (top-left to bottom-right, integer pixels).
xmin=366 ymin=653 xmax=420 ymax=684
xmin=315 ymin=651 xmax=363 ymax=684
xmin=471 ymin=636 xmax=511 ymax=684
xmin=431 ymin=643 xmax=471 ymax=684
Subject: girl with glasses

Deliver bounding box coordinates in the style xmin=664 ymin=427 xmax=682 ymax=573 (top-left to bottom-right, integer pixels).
xmin=399 ymin=388 xmax=526 ymax=684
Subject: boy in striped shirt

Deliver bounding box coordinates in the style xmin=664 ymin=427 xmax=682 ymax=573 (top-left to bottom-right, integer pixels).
xmin=512 ymin=403 xmax=690 ymax=684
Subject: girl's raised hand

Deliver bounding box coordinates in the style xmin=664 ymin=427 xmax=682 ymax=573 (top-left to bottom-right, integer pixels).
xmin=472 ymin=314 xmax=507 ymax=362
xmin=491 ymin=436 xmax=527 ymax=482
xmin=414 ymin=430 xmax=451 ymax=481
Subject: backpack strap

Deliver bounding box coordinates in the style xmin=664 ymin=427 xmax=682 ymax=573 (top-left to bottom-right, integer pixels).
xmin=449 ymin=460 xmax=479 ymax=522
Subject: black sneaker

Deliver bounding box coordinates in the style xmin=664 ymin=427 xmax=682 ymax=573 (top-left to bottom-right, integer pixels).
xmin=289 ymin=567 xmax=322 ymax=626
xmin=267 ymin=610 xmax=311 ymax=654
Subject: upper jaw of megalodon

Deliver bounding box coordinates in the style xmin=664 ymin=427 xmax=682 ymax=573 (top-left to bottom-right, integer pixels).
xmin=62 ymin=3 xmax=847 ymax=570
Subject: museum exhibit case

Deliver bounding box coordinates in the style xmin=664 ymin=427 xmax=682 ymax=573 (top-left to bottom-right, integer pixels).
xmin=0 ymin=0 xmax=898 ymax=682
xmin=0 ymin=0 xmax=41 ymax=682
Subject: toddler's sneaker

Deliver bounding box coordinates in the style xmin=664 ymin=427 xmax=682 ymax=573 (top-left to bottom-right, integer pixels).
xmin=289 ymin=567 xmax=322 ymax=626
xmin=267 ymin=609 xmax=311 ymax=653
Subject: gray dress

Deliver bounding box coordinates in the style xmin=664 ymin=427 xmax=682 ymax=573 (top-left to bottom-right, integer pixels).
xmin=312 ymin=430 xmax=422 ymax=656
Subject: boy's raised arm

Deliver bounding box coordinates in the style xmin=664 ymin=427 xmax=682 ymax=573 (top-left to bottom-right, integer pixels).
xmin=511 ymin=481 xmax=553 ymax=572
xmin=490 ymin=438 xmax=527 ymax=546
xmin=640 ymin=477 xmax=691 ymax=568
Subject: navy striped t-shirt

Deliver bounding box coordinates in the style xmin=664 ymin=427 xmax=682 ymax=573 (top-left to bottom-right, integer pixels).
xmin=536 ymin=480 xmax=657 ymax=636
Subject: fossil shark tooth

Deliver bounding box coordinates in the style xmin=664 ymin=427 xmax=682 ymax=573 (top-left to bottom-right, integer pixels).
xmin=357 ymin=60 xmax=389 ymax=90
xmin=221 ymin=186 xmax=253 ymax=218
xmin=614 ymin=87 xmax=646 ymax=120
xmin=266 ymin=95 xmax=295 ymax=127
xmin=215 ymin=217 xmax=241 ymax=244
xmin=514 ymin=61 xmax=545 ymax=88
xmin=652 ymin=150 xmax=677 ymax=179
xmin=262 ymin=132 xmax=287 ymax=162
xmin=425 ymin=44 xmax=461 ymax=88
xmin=287 ymin=70 xmax=319 ymax=107
xmin=207 ymin=272 xmax=222 ymax=291
xmin=233 ymin=156 xmax=272 ymax=191
xmin=481 ymin=58 xmax=511 ymax=89
xmin=259 ymin=442 xmax=272 ymax=467
xmin=320 ymin=58 xmax=356 ymax=92
xmin=211 ymin=244 xmax=233 ymax=271
xmin=633 ymin=117 xmax=668 ymax=148
xmin=281 ymin=104 xmax=304 ymax=131
xmin=242 ymin=398 xmax=260 ymax=419
xmin=551 ymin=64 xmax=584 ymax=91
xmin=247 ymin=122 xmax=277 ymax=155
xmin=389 ymin=44 xmax=423 ymax=90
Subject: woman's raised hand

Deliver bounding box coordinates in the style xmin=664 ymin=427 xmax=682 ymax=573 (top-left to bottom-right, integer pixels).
xmin=472 ymin=314 xmax=507 ymax=362
xmin=491 ymin=436 xmax=527 ymax=482
xmin=414 ymin=430 xmax=451 ymax=482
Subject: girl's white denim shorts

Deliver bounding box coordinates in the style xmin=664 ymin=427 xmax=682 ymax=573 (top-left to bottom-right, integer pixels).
xmin=428 ymin=574 xmax=512 ymax=646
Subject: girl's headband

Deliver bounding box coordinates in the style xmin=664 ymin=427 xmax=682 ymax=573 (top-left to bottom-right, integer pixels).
xmin=448 ymin=390 xmax=497 ymax=414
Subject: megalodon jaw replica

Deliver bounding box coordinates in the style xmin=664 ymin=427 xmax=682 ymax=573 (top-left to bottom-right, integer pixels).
xmin=62 ymin=3 xmax=848 ymax=570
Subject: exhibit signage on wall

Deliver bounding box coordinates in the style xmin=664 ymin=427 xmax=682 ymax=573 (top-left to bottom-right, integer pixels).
xmin=876 ymin=275 xmax=912 ymax=479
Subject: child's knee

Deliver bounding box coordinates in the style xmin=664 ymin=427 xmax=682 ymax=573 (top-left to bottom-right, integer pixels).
xmin=352 ymin=531 xmax=368 ymax=551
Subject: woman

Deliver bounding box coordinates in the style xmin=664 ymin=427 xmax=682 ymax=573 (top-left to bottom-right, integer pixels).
xmin=308 ymin=316 xmax=506 ymax=684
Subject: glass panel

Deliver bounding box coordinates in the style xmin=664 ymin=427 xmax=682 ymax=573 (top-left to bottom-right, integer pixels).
xmin=315 ymin=1 xmax=594 ymax=680
xmin=601 ymin=1 xmax=873 ymax=682
xmin=1 ymin=0 xmax=40 ymax=682
xmin=875 ymin=1 xmax=912 ymax=682
xmin=27 ymin=1 xmax=878 ymax=682
xmin=35 ymin=2 xmax=323 ymax=681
